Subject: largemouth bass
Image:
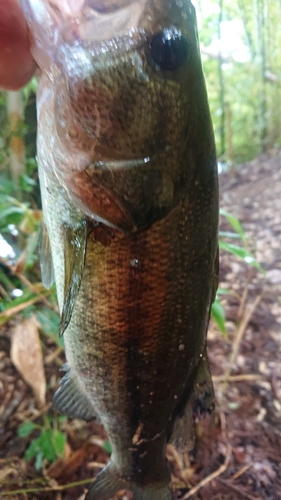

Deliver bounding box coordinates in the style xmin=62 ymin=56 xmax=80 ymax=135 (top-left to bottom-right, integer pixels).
xmin=22 ymin=0 xmax=219 ymax=499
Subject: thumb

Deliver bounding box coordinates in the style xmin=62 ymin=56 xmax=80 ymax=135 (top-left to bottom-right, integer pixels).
xmin=0 ymin=0 xmax=37 ymax=90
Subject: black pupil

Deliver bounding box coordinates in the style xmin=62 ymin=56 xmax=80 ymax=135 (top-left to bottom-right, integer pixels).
xmin=150 ymin=27 xmax=189 ymax=71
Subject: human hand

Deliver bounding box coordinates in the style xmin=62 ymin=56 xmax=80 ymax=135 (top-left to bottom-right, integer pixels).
xmin=0 ymin=0 xmax=36 ymax=90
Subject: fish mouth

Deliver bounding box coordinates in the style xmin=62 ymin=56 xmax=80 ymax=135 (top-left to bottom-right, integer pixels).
xmin=22 ymin=0 xmax=152 ymax=88
xmin=65 ymin=1 xmax=149 ymax=44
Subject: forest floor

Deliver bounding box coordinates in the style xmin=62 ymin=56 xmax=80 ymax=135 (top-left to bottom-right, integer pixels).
xmin=0 ymin=150 xmax=281 ymax=500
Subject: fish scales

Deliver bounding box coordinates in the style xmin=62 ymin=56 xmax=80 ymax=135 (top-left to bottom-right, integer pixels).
xmin=40 ymin=159 xmax=217 ymax=490
xmin=23 ymin=0 xmax=219 ymax=498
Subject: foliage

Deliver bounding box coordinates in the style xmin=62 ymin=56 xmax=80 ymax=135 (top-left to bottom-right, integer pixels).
xmin=0 ymin=82 xmax=60 ymax=341
xmin=103 ymin=441 xmax=113 ymax=454
xmin=195 ymin=0 xmax=281 ymax=164
xmin=211 ymin=294 xmax=227 ymax=336
xmin=211 ymin=209 xmax=263 ymax=335
xmin=18 ymin=416 xmax=66 ymax=470
xmin=219 ymin=208 xmax=263 ymax=273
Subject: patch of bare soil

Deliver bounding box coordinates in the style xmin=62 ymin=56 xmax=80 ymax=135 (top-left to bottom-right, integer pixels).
xmin=0 ymin=150 xmax=280 ymax=500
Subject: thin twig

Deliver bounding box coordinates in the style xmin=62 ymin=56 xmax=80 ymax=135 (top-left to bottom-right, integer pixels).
xmin=213 ymin=374 xmax=264 ymax=383
xmin=86 ymin=461 xmax=107 ymax=469
xmin=181 ymin=442 xmax=232 ymax=499
xmin=1 ymin=478 xmax=93 ymax=496
xmin=0 ymin=290 xmax=52 ymax=320
xmin=222 ymin=292 xmax=263 ymax=394
xmin=17 ymin=273 xmax=57 ymax=311
xmin=44 ymin=346 xmax=64 ymax=365
xmin=0 ymin=283 xmax=8 ymax=298
xmin=237 ymin=282 xmax=249 ymax=319
xmin=17 ymin=402 xmax=52 ymax=424
xmin=0 ymin=256 xmax=57 ymax=312
xmin=217 ymin=478 xmax=258 ymax=500
xmin=230 ymin=292 xmax=263 ymax=366
xmin=0 ymin=477 xmax=47 ymax=487
xmin=231 ymin=463 xmax=251 ymax=481
xmin=182 ymin=412 xmax=232 ymax=499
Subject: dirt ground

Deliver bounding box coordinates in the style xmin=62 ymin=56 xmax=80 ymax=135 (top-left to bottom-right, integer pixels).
xmin=0 ymin=150 xmax=281 ymax=499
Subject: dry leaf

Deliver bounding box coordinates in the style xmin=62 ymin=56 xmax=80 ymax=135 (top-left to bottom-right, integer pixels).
xmin=47 ymin=442 xmax=102 ymax=480
xmin=11 ymin=315 xmax=46 ymax=406
xmin=0 ymin=466 xmax=17 ymax=481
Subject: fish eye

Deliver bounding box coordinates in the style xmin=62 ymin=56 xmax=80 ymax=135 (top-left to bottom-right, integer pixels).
xmin=150 ymin=27 xmax=189 ymax=71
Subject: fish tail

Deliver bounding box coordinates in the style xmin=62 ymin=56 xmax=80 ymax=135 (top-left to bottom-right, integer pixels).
xmin=85 ymin=463 xmax=125 ymax=500
xmin=85 ymin=462 xmax=173 ymax=500
xmin=131 ymin=484 xmax=173 ymax=500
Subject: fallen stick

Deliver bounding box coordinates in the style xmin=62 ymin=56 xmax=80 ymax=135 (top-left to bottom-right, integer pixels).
xmin=182 ymin=443 xmax=232 ymax=499
xmin=221 ymin=292 xmax=264 ymax=394
xmin=213 ymin=373 xmax=264 ymax=383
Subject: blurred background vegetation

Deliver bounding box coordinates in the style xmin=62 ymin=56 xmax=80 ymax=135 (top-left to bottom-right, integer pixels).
xmin=195 ymin=0 xmax=281 ymax=164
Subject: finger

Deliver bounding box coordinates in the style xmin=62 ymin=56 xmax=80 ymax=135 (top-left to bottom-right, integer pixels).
xmin=0 ymin=0 xmax=37 ymax=90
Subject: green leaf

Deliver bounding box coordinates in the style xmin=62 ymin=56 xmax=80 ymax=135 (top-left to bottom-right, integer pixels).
xmin=26 ymin=157 xmax=38 ymax=176
xmin=0 ymin=206 xmax=24 ymax=226
xmin=0 ymin=314 xmax=9 ymax=326
xmin=53 ymin=430 xmax=66 ymax=457
xmin=103 ymin=441 xmax=112 ymax=455
xmin=0 ymin=179 xmax=14 ymax=195
xmin=22 ymin=76 xmax=39 ymax=99
xmin=24 ymin=231 xmax=40 ymax=268
xmin=35 ymin=449 xmax=44 ymax=470
xmin=228 ymin=402 xmax=240 ymax=410
xmin=219 ymin=241 xmax=264 ymax=272
xmin=219 ymin=231 xmax=241 ymax=239
xmin=217 ymin=287 xmax=231 ymax=295
xmin=58 ymin=416 xmax=67 ymax=424
xmin=18 ymin=421 xmax=36 ymax=437
xmin=19 ymin=174 xmax=37 ymax=193
xmin=211 ymin=299 xmax=227 ymax=337
xmin=23 ymin=427 xmax=65 ymax=467
xmin=24 ymin=438 xmax=40 ymax=461
xmin=0 ymin=267 xmax=14 ymax=293
xmin=220 ymin=209 xmax=246 ymax=243
xmin=36 ymin=308 xmax=63 ymax=347
xmin=37 ymin=429 xmax=57 ymax=462
xmin=1 ymin=290 xmax=36 ymax=312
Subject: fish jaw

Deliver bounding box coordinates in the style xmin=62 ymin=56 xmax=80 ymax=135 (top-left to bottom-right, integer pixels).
xmin=24 ymin=0 xmax=207 ymax=232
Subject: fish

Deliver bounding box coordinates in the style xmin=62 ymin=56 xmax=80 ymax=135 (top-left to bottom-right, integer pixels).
xmin=22 ymin=0 xmax=219 ymax=499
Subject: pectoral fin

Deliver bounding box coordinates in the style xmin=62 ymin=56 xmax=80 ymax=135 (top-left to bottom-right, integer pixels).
xmin=39 ymin=222 xmax=55 ymax=289
xmin=170 ymin=347 xmax=215 ymax=452
xmin=169 ymin=397 xmax=194 ymax=452
xmin=192 ymin=347 xmax=215 ymax=421
xmin=212 ymin=247 xmax=219 ymax=303
xmin=59 ymin=221 xmax=87 ymax=336
xmin=52 ymin=363 xmax=97 ymax=421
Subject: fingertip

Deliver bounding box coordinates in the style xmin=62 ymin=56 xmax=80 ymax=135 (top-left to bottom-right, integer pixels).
xmin=0 ymin=0 xmax=37 ymax=90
